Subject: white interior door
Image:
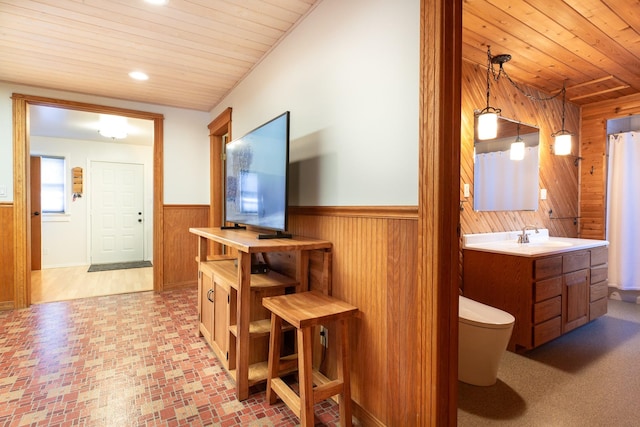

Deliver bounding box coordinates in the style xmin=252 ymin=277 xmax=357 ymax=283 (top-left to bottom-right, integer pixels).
xmin=91 ymin=161 xmax=144 ymax=264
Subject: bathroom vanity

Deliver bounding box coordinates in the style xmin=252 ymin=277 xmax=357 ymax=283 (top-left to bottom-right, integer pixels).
xmin=462 ymin=230 xmax=608 ymax=353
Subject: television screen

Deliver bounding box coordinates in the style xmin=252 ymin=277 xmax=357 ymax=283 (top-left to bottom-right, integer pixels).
xmin=224 ymin=112 xmax=290 ymax=234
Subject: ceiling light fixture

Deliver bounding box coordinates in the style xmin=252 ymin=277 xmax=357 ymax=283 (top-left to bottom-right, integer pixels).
xmin=475 ymin=46 xmax=504 ymax=140
xmin=144 ymin=0 xmax=168 ymax=5
xmin=98 ymin=114 xmax=128 ymax=139
xmin=129 ymin=70 xmax=149 ymax=81
xmin=551 ymin=82 xmax=573 ymax=156
xmin=510 ymin=122 xmax=525 ymax=161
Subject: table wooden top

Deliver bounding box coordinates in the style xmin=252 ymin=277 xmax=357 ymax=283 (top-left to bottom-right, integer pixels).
xmin=262 ymin=291 xmax=358 ymax=328
xmin=189 ymin=227 xmax=332 ymax=253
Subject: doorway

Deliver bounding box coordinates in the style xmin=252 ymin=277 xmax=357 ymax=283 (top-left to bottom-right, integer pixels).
xmin=12 ymin=94 xmax=165 ymax=308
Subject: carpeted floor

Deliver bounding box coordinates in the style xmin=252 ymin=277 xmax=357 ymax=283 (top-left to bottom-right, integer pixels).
xmin=88 ymin=260 xmax=153 ymax=272
xmin=458 ymin=298 xmax=640 ymax=426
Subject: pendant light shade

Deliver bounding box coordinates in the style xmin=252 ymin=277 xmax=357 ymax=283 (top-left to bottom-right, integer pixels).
xmin=510 ymin=138 xmax=525 ymax=160
xmin=477 ymin=111 xmax=499 ymax=140
xmin=475 ymin=46 xmax=503 ymax=141
xmin=554 ymin=133 xmax=572 ymax=155
xmin=551 ymin=82 xmax=573 ymax=156
xmin=510 ymin=122 xmax=525 ymax=160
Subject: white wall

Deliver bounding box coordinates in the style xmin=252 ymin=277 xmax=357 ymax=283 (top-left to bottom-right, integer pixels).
xmin=31 ymin=136 xmax=154 ymax=268
xmin=0 ymin=82 xmax=211 ymax=204
xmin=210 ymin=0 xmax=420 ymax=206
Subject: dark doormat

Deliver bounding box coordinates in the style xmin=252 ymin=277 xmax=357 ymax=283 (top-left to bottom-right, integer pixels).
xmin=88 ymin=261 xmax=153 ymax=272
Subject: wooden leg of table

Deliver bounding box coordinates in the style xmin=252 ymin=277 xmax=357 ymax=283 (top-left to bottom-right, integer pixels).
xmin=297 ymin=326 xmax=315 ymax=427
xmin=236 ymin=251 xmax=251 ymax=401
xmin=337 ymin=318 xmax=352 ymax=427
xmin=266 ymin=312 xmax=282 ymax=405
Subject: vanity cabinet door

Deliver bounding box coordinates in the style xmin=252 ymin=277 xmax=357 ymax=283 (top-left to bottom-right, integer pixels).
xmin=562 ymin=268 xmax=590 ymax=333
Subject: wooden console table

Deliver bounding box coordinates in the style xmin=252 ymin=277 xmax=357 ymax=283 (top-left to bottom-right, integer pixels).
xmin=189 ymin=227 xmax=332 ymax=401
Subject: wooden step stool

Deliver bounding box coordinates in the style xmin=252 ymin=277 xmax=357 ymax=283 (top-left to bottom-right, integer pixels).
xmin=262 ymin=291 xmax=358 ymax=427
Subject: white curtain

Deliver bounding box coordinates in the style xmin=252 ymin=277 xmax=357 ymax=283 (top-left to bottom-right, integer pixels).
xmin=474 ymin=145 xmax=539 ymax=211
xmin=607 ymin=131 xmax=640 ymax=290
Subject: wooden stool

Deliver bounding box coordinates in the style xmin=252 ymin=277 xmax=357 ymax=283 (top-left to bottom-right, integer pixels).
xmin=262 ymin=291 xmax=358 ymax=427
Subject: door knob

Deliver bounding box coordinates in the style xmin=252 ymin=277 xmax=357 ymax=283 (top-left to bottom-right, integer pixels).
xmin=33 ymin=211 xmax=40 ymax=216
xmin=138 ymin=219 xmax=143 ymax=223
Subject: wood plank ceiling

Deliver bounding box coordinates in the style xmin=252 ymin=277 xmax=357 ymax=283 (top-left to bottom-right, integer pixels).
xmin=0 ymin=0 xmax=318 ymax=111
xmin=1 ymin=0 xmax=639 ymax=111
xmin=462 ymin=0 xmax=640 ymax=105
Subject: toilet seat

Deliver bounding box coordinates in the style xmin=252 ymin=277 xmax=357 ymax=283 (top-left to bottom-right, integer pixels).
xmin=459 ymin=295 xmax=514 ymax=329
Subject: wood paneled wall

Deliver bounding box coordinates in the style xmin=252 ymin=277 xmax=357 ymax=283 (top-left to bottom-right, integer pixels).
xmin=580 ymin=92 xmax=640 ymax=239
xmin=287 ymin=207 xmax=419 ymax=427
xmin=0 ymin=203 xmax=15 ymax=310
xmin=162 ymin=205 xmax=209 ymax=289
xmin=460 ymin=60 xmax=581 ymax=239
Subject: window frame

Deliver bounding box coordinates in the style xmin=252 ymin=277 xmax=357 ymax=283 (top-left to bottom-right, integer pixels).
xmin=40 ymin=155 xmax=68 ymax=215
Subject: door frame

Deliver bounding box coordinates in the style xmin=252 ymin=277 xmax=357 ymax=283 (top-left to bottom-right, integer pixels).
xmin=12 ymin=93 xmax=165 ymax=308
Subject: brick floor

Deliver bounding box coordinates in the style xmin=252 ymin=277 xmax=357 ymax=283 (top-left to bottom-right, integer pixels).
xmin=0 ymin=289 xmax=341 ymax=426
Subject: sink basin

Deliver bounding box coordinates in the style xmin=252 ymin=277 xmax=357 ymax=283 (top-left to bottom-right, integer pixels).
xmin=462 ymin=230 xmax=608 ymax=257
xmin=490 ymin=240 xmax=572 ymax=249
xmin=521 ymin=240 xmax=573 ymax=248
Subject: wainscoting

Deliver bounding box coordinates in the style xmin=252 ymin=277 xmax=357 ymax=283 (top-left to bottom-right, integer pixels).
xmin=0 ymin=203 xmax=15 ymax=310
xmin=288 ymin=206 xmax=420 ymax=426
xmin=162 ymin=204 xmax=209 ymax=290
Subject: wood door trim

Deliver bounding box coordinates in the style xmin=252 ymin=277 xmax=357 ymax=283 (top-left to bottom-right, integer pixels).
xmin=11 ymin=93 xmax=165 ymax=308
xmin=419 ymin=0 xmax=462 ymax=424
xmin=208 ymin=107 xmax=232 ymax=256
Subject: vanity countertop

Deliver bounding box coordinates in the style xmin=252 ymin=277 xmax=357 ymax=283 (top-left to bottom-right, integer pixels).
xmin=462 ymin=229 xmax=608 ymax=257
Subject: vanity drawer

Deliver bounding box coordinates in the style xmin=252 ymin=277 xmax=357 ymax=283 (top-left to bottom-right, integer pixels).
xmin=534 ymin=296 xmax=561 ymax=324
xmin=563 ymin=250 xmax=590 ymax=273
xmin=590 ymin=298 xmax=608 ymax=321
xmin=534 ymin=316 xmax=562 ymax=347
xmin=534 ymin=277 xmax=562 ymax=302
xmin=590 ymin=281 xmax=608 ymax=302
xmin=534 ymin=256 xmax=562 ymax=280
xmin=590 ymin=246 xmax=608 ymax=266
xmin=591 ymin=265 xmax=608 ymax=285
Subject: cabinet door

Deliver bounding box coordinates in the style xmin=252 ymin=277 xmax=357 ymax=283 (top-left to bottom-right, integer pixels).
xmin=212 ymin=280 xmax=233 ymax=370
xmin=199 ymin=272 xmax=214 ymax=344
xmin=563 ymin=269 xmax=590 ymax=333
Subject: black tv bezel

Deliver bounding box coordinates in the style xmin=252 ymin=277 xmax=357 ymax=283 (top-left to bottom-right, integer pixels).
xmin=223 ymin=111 xmax=290 ymax=238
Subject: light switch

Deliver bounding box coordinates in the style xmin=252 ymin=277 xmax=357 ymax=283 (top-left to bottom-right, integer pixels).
xmin=463 ymin=183 xmax=470 ymax=198
xmin=0 ymin=185 xmax=6 ymax=197
xmin=540 ymin=188 xmax=547 ymax=200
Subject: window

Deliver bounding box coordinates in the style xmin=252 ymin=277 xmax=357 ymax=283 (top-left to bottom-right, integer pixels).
xmin=41 ymin=156 xmax=66 ymax=213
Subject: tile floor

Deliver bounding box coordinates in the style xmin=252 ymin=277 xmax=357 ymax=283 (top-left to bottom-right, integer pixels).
xmin=0 ymin=289 xmax=340 ymax=426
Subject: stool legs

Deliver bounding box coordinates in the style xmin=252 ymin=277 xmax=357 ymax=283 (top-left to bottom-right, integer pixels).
xmin=337 ymin=318 xmax=352 ymax=427
xmin=266 ymin=312 xmax=282 ymax=405
xmin=298 ymin=326 xmax=315 ymax=426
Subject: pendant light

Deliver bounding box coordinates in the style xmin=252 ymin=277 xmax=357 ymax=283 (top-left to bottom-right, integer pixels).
xmin=552 ymin=82 xmax=572 ymax=155
xmin=476 ymin=47 xmax=502 ymax=140
xmin=510 ymin=122 xmax=525 ymax=161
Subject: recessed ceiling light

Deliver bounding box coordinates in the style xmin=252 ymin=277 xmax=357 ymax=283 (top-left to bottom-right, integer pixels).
xmin=129 ymin=71 xmax=149 ymax=81
xmin=144 ymin=0 xmax=168 ymax=5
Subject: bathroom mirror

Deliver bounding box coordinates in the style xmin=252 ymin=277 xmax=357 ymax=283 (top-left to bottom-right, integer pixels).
xmin=473 ymin=116 xmax=540 ymax=211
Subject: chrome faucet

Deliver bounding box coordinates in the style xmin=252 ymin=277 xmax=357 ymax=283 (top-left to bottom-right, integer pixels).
xmin=518 ymin=225 xmax=539 ymax=243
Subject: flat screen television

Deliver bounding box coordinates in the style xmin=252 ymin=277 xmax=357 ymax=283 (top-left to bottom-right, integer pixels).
xmin=224 ymin=111 xmax=291 ymax=239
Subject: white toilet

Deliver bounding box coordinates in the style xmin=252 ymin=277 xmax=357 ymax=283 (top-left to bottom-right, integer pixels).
xmin=458 ymin=295 xmax=515 ymax=386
